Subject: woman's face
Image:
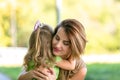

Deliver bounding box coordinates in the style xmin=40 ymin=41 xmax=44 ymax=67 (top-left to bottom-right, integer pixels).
xmin=52 ymin=27 xmax=71 ymax=59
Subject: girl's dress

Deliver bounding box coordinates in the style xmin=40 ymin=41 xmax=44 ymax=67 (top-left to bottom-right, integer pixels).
xmin=27 ymin=56 xmax=61 ymax=80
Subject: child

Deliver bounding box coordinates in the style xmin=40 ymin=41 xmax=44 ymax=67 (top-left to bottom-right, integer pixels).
xmin=23 ymin=21 xmax=60 ymax=79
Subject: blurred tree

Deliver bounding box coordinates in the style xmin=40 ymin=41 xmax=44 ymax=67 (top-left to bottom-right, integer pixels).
xmin=9 ymin=0 xmax=17 ymax=46
xmin=0 ymin=0 xmax=119 ymax=53
xmin=0 ymin=0 xmax=56 ymax=47
xmin=0 ymin=1 xmax=11 ymax=46
xmin=56 ymin=0 xmax=62 ymax=23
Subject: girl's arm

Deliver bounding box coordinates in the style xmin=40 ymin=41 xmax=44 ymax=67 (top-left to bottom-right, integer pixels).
xmin=56 ymin=57 xmax=76 ymax=70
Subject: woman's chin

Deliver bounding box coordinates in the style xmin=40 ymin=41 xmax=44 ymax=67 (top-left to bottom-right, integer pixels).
xmin=53 ymin=52 xmax=59 ymax=56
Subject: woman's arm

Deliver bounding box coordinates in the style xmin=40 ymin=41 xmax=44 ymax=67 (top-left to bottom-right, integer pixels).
xmin=18 ymin=69 xmax=37 ymax=80
xmin=18 ymin=66 xmax=56 ymax=80
xmin=70 ymin=67 xmax=87 ymax=80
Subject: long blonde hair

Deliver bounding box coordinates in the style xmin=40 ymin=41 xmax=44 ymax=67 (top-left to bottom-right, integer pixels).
xmin=23 ymin=23 xmax=55 ymax=70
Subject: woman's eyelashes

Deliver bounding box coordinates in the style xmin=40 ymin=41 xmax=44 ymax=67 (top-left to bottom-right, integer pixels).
xmin=55 ymin=35 xmax=60 ymax=41
xmin=63 ymin=41 xmax=70 ymax=46
xmin=55 ymin=35 xmax=70 ymax=46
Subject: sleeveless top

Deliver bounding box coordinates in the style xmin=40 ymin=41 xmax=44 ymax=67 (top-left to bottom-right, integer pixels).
xmin=57 ymin=58 xmax=86 ymax=80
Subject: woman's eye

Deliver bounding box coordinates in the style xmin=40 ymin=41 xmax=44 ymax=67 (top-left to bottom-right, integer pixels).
xmin=55 ymin=35 xmax=59 ymax=40
xmin=64 ymin=41 xmax=70 ymax=46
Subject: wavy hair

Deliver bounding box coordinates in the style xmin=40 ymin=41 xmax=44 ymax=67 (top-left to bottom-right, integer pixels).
xmin=23 ymin=24 xmax=55 ymax=70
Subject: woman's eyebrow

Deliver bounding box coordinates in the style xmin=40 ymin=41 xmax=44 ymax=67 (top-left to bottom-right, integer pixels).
xmin=56 ymin=34 xmax=59 ymax=38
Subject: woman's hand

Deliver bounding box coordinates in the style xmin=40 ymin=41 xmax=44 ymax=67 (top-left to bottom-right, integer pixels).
xmin=35 ymin=66 xmax=56 ymax=80
xmin=18 ymin=69 xmax=38 ymax=80
xmin=18 ymin=66 xmax=56 ymax=80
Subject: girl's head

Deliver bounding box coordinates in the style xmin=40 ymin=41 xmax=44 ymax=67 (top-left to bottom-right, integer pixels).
xmin=52 ymin=19 xmax=87 ymax=59
xmin=24 ymin=21 xmax=54 ymax=69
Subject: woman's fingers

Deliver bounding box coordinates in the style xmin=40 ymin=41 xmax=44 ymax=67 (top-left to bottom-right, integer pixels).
xmin=47 ymin=68 xmax=56 ymax=80
xmin=34 ymin=70 xmax=48 ymax=78
xmin=33 ymin=66 xmax=56 ymax=80
xmin=33 ymin=76 xmax=48 ymax=80
xmin=48 ymin=68 xmax=55 ymax=75
xmin=33 ymin=68 xmax=50 ymax=80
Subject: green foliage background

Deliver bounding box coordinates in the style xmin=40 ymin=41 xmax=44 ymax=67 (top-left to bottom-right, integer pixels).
xmin=0 ymin=0 xmax=120 ymax=53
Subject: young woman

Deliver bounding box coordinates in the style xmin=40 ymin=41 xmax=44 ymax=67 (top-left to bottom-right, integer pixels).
xmin=18 ymin=19 xmax=87 ymax=80
xmin=53 ymin=19 xmax=87 ymax=80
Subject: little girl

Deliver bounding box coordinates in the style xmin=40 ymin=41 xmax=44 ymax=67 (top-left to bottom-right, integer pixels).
xmin=23 ymin=21 xmax=60 ymax=79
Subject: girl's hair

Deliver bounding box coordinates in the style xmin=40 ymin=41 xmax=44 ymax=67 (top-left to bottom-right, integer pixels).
xmin=53 ymin=19 xmax=87 ymax=59
xmin=23 ymin=23 xmax=55 ymax=70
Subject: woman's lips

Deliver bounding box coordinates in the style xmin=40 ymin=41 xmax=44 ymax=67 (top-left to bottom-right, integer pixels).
xmin=53 ymin=47 xmax=60 ymax=52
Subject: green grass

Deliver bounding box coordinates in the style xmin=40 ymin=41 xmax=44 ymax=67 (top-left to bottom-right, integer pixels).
xmin=85 ymin=63 xmax=120 ymax=80
xmin=0 ymin=67 xmax=22 ymax=80
xmin=0 ymin=63 xmax=120 ymax=80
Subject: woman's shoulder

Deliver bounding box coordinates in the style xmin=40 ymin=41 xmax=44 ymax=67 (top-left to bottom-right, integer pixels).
xmin=76 ymin=58 xmax=86 ymax=69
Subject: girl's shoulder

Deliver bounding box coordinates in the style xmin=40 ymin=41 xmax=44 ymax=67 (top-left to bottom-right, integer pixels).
xmin=55 ymin=56 xmax=62 ymax=62
xmin=27 ymin=60 xmax=35 ymax=71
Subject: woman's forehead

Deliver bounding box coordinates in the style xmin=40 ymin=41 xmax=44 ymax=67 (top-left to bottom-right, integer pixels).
xmin=57 ymin=27 xmax=69 ymax=41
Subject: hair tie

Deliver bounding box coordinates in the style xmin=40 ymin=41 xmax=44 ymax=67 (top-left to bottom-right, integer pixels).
xmin=34 ymin=20 xmax=43 ymax=31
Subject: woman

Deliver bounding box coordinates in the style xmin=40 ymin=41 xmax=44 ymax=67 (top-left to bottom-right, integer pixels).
xmin=18 ymin=19 xmax=87 ymax=80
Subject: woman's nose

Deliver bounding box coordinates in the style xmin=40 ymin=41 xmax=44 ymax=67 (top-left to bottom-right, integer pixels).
xmin=56 ymin=41 xmax=62 ymax=48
